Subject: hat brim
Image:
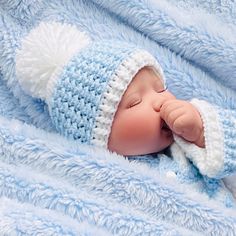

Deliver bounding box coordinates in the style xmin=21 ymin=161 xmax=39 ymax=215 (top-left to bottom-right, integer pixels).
xmin=91 ymin=49 xmax=165 ymax=148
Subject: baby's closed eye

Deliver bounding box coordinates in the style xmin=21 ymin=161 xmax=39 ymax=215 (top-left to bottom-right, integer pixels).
xmin=125 ymin=93 xmax=142 ymax=108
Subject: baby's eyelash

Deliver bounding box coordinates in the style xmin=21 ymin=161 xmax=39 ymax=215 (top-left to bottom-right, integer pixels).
xmin=157 ymin=85 xmax=168 ymax=93
xmin=128 ymin=99 xmax=141 ymax=108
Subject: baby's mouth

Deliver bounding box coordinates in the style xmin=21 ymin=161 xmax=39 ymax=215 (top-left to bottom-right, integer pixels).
xmin=161 ymin=121 xmax=172 ymax=133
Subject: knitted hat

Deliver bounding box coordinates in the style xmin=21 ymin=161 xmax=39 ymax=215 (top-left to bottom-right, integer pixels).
xmin=16 ymin=22 xmax=165 ymax=148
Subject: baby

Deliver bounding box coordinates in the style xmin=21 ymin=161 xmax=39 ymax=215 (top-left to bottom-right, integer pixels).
xmin=108 ymin=66 xmax=204 ymax=156
xmin=107 ymin=66 xmax=236 ymax=200
xmin=16 ymin=22 xmax=236 ymax=202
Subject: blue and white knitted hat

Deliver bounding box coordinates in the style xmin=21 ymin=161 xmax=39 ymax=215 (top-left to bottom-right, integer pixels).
xmin=16 ymin=22 xmax=165 ymax=148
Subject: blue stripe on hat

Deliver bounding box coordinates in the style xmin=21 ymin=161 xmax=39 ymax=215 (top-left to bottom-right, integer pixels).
xmin=50 ymin=41 xmax=136 ymax=144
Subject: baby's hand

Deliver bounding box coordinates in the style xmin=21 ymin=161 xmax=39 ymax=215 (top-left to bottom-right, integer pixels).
xmin=160 ymin=100 xmax=205 ymax=148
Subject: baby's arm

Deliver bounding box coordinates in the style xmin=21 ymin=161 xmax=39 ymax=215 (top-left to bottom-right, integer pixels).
xmin=161 ymin=99 xmax=236 ymax=179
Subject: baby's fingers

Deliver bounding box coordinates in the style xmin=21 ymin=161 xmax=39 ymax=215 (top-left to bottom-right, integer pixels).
xmin=165 ymin=109 xmax=186 ymax=134
xmin=160 ymin=101 xmax=182 ymax=120
xmin=172 ymin=115 xmax=188 ymax=135
xmin=160 ymin=101 xmax=185 ymax=130
xmin=161 ymin=109 xmax=186 ymax=134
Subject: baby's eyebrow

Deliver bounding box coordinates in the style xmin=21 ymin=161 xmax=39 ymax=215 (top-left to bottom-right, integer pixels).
xmin=123 ymin=91 xmax=139 ymax=101
xmin=121 ymin=90 xmax=141 ymax=105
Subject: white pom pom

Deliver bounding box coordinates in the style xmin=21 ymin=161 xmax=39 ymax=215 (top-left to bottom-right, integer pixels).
xmin=16 ymin=22 xmax=91 ymax=100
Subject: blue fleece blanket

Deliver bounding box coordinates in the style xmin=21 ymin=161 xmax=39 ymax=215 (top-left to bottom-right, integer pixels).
xmin=0 ymin=0 xmax=236 ymax=235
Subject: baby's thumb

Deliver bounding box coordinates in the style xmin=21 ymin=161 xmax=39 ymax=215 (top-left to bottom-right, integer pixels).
xmin=159 ymin=103 xmax=172 ymax=128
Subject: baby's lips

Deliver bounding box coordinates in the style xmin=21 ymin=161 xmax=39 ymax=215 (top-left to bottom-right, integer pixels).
xmin=161 ymin=119 xmax=170 ymax=131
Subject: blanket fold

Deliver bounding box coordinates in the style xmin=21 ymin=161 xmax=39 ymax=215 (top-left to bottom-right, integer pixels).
xmin=0 ymin=116 xmax=236 ymax=235
xmin=91 ymin=0 xmax=236 ymax=90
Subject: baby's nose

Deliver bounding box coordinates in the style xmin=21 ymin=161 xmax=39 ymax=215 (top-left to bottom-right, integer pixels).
xmin=152 ymin=100 xmax=162 ymax=112
xmin=152 ymin=94 xmax=171 ymax=112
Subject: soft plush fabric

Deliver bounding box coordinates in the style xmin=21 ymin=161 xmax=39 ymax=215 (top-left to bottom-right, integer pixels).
xmin=0 ymin=0 xmax=236 ymax=235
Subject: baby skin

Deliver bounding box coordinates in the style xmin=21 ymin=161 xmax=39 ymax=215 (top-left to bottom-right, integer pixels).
xmin=108 ymin=67 xmax=205 ymax=155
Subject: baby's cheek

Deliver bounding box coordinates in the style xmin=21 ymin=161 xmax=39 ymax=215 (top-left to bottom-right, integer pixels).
xmin=116 ymin=112 xmax=156 ymax=144
xmin=109 ymin=109 xmax=163 ymax=155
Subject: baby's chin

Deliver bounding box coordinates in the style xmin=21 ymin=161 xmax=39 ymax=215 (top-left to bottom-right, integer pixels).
xmin=160 ymin=128 xmax=174 ymax=147
xmin=121 ymin=140 xmax=174 ymax=156
xmin=108 ymin=133 xmax=174 ymax=156
xmin=155 ymin=139 xmax=174 ymax=153
xmin=149 ymin=132 xmax=174 ymax=155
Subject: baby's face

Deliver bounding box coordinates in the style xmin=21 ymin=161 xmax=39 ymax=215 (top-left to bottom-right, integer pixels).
xmin=108 ymin=67 xmax=176 ymax=155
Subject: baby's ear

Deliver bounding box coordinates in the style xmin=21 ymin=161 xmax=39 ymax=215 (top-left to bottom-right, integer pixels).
xmin=15 ymin=22 xmax=91 ymax=102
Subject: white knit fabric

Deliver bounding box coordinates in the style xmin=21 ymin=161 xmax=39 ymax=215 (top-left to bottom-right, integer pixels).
xmin=91 ymin=50 xmax=165 ymax=148
xmin=174 ymin=99 xmax=224 ymax=178
xmin=16 ymin=22 xmax=91 ymax=101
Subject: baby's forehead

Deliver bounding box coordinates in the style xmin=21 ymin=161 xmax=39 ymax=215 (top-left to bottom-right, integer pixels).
xmin=127 ymin=67 xmax=162 ymax=90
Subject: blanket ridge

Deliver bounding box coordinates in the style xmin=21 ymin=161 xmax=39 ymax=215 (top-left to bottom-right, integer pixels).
xmin=91 ymin=0 xmax=236 ymax=90
xmin=0 ymin=116 xmax=235 ymax=235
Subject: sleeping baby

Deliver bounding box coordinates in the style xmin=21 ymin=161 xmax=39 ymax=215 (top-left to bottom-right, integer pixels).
xmin=16 ymin=22 xmax=236 ymax=205
xmin=108 ymin=66 xmax=204 ymax=155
